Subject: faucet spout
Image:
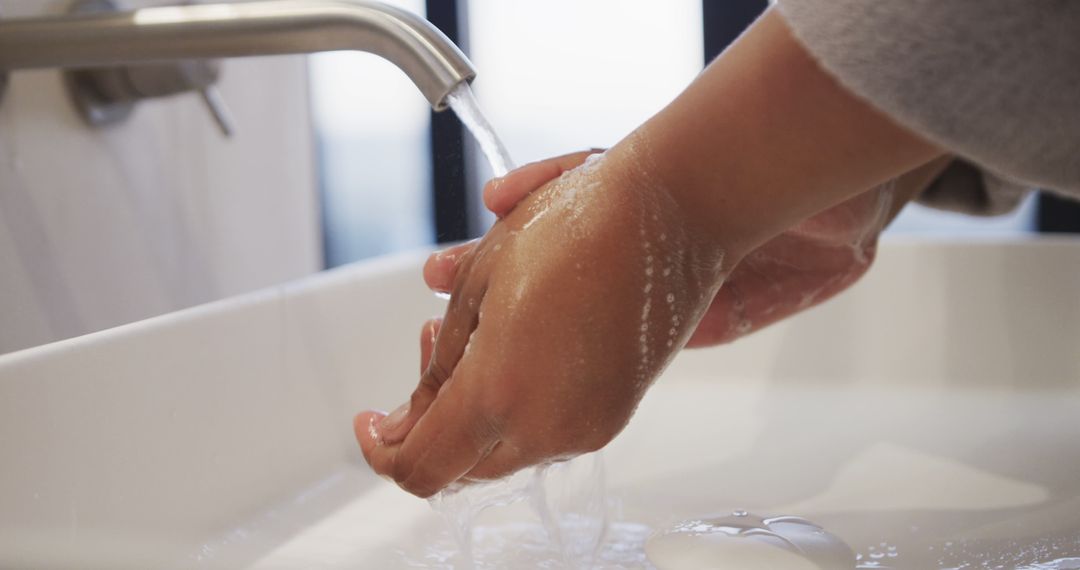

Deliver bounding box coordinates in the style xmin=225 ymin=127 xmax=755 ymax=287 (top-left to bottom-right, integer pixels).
xmin=0 ymin=0 xmax=476 ymax=110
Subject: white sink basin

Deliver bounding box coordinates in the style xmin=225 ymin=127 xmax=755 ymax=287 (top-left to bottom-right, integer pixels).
xmin=1 ymin=240 xmax=1078 ymax=569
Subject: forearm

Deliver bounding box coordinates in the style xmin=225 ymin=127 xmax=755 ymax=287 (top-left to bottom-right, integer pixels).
xmin=606 ymin=8 xmax=942 ymax=259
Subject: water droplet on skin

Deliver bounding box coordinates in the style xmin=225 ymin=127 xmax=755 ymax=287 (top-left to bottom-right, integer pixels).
xmin=663 ymin=267 xmax=672 ymax=277
xmin=644 ymin=283 xmax=653 ymax=293
xmin=645 ymin=267 xmax=654 ymax=276
xmin=367 ymin=417 xmax=380 ymax=444
xmin=666 ymin=293 xmax=675 ymax=304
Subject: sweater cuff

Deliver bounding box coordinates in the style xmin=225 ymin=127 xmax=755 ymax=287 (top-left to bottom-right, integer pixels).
xmin=773 ymin=0 xmax=1080 ymax=195
xmin=918 ymin=161 xmax=1029 ymax=217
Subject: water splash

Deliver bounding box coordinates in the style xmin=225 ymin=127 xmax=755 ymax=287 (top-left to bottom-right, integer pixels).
xmin=437 ymin=81 xmax=616 ymax=569
xmin=427 ymin=453 xmax=612 ymax=569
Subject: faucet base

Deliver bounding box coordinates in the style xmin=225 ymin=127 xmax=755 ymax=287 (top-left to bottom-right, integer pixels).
xmin=62 ymin=0 xmax=134 ymax=128
xmin=63 ymin=68 xmax=136 ymax=128
xmin=61 ymin=0 xmax=234 ymax=135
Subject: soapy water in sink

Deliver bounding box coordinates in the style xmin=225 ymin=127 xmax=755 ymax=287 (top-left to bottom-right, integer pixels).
xmin=1023 ymin=560 xmax=1080 ymax=569
xmin=933 ymin=535 xmax=1080 ymax=570
xmin=851 ymin=534 xmax=1080 ymax=570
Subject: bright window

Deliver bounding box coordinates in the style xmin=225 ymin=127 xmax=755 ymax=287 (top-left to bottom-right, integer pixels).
xmin=464 ymin=0 xmax=704 ymax=229
xmin=308 ymin=0 xmax=432 ymax=267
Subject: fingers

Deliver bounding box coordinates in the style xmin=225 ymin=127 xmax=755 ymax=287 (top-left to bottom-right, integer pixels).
xmin=423 ymin=241 xmax=477 ymax=294
xmin=354 ymin=410 xmax=387 ymax=460
xmin=376 ymin=262 xmax=483 ymax=445
xmin=363 ymin=358 xmax=501 ymax=498
xmin=463 ymin=440 xmax=530 ymax=482
xmin=685 ymin=282 xmax=747 ymax=348
xmin=420 ymin=317 xmax=442 ymax=374
xmin=353 ymin=317 xmax=443 ymax=451
xmin=686 ymin=241 xmax=873 ymax=347
xmin=483 ymin=149 xmax=604 ymax=217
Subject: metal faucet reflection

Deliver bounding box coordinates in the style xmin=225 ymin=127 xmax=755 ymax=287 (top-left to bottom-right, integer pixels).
xmin=0 ymin=0 xmax=475 ymax=113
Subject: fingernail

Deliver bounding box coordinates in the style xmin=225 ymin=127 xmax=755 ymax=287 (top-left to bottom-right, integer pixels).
xmin=378 ymin=403 xmax=409 ymax=432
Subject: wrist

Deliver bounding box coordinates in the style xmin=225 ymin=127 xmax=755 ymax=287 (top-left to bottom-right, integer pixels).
xmin=602 ymin=128 xmax=751 ymax=277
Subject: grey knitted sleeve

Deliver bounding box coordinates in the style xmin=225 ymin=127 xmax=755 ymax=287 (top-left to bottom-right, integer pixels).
xmin=773 ymin=0 xmax=1080 ymax=214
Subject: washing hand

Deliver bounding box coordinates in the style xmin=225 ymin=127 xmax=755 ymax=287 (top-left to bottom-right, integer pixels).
xmin=352 ymin=7 xmax=942 ymax=497
xmin=354 ymin=144 xmax=728 ymax=498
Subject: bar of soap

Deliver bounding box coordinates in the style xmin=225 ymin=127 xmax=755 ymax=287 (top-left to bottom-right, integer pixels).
xmin=645 ymin=511 xmax=853 ymax=570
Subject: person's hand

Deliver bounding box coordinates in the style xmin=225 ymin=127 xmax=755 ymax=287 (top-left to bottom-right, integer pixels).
xmin=353 ymin=146 xmax=729 ymax=498
xmin=423 ymin=150 xmax=928 ymax=348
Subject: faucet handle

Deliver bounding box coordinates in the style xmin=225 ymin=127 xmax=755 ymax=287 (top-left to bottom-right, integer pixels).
xmin=199 ymin=86 xmax=236 ymax=138
xmin=61 ymin=0 xmax=235 ymax=137
xmin=65 ymin=60 xmax=236 ymax=137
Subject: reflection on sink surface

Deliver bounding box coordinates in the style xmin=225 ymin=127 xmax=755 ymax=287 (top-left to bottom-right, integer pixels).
xmin=1 ymin=240 xmax=1078 ymax=568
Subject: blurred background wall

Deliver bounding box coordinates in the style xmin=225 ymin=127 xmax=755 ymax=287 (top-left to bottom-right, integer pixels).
xmin=3 ymin=0 xmax=1074 ymax=354
xmin=0 ymin=0 xmax=319 ymax=354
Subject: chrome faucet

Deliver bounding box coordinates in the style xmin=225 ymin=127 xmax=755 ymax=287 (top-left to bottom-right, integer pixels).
xmin=0 ymin=0 xmax=475 ymax=130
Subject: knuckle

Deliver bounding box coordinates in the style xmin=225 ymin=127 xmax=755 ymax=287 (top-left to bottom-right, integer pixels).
xmin=389 ymin=455 xmax=414 ymax=485
xmin=369 ymin=450 xmax=395 ymax=479
xmin=399 ymin=477 xmax=437 ymax=499
xmin=423 ymin=357 xmax=452 ymax=389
